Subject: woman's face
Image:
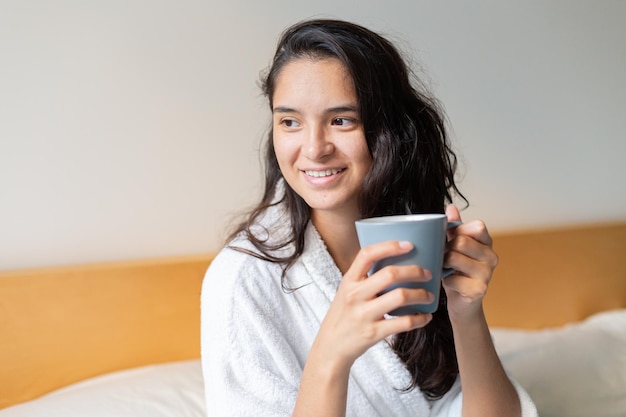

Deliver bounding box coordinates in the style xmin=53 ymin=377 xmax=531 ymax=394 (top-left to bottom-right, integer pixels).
xmin=272 ymin=57 xmax=372 ymax=219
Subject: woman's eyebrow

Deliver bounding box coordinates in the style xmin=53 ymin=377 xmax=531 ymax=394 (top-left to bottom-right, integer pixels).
xmin=272 ymin=104 xmax=358 ymax=114
xmin=272 ymin=106 xmax=298 ymax=114
xmin=326 ymin=105 xmax=358 ymax=114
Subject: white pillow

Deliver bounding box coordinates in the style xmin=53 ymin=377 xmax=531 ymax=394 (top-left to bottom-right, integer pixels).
xmin=0 ymin=359 xmax=205 ymax=417
xmin=492 ymin=309 xmax=626 ymax=417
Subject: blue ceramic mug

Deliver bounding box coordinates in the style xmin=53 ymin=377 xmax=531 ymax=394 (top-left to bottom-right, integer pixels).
xmin=355 ymin=213 xmax=461 ymax=315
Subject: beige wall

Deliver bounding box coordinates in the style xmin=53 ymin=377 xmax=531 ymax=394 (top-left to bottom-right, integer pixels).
xmin=1 ymin=1 xmax=624 ymax=270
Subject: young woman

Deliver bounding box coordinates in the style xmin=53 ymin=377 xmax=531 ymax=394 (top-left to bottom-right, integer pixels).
xmin=201 ymin=18 xmax=537 ymax=417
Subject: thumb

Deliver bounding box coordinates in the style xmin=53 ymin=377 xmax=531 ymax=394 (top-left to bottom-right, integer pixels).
xmin=445 ymin=204 xmax=462 ymax=223
xmin=445 ymin=204 xmax=462 ymax=241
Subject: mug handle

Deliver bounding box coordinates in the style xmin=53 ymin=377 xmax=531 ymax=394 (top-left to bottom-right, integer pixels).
xmin=442 ymin=221 xmax=462 ymax=278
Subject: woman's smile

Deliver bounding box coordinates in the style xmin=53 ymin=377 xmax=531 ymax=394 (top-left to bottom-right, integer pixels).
xmin=303 ymin=168 xmax=345 ymax=178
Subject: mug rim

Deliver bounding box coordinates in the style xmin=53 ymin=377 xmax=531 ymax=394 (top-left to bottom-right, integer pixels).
xmin=356 ymin=213 xmax=446 ymax=224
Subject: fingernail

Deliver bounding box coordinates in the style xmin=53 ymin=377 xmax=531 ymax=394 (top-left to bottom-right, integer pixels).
xmin=399 ymin=241 xmax=413 ymax=249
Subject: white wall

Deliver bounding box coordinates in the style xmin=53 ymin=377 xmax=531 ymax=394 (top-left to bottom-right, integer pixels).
xmin=1 ymin=1 xmax=624 ymax=270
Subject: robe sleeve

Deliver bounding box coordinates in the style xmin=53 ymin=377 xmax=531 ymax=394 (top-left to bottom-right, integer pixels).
xmin=200 ymin=248 xmax=304 ymax=417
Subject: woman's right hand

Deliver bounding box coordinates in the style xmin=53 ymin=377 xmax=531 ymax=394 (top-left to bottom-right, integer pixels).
xmin=311 ymin=240 xmax=434 ymax=370
xmin=294 ymin=240 xmax=434 ymax=417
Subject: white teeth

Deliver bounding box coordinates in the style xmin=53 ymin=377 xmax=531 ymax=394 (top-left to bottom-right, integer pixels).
xmin=305 ymin=168 xmax=342 ymax=177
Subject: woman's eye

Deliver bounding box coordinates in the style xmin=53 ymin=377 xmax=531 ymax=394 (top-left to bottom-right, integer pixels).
xmin=281 ymin=119 xmax=300 ymax=128
xmin=331 ymin=117 xmax=353 ymax=126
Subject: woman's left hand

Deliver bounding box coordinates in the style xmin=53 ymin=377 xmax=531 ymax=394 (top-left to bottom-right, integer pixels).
xmin=443 ymin=205 xmax=499 ymax=322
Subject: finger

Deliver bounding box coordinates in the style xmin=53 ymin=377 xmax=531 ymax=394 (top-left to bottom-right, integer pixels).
xmin=344 ymin=264 xmax=432 ymax=311
xmin=369 ymin=286 xmax=434 ymax=319
xmin=445 ymin=204 xmax=462 ymax=223
xmin=444 ymin=247 xmax=496 ymax=283
xmin=445 ymin=205 xmax=463 ymax=241
xmin=452 ymin=220 xmax=493 ymax=246
xmin=347 ymin=240 xmax=414 ymax=282
xmin=363 ymin=264 xmax=432 ymax=296
xmin=442 ymin=273 xmax=488 ymax=301
xmin=375 ymin=313 xmax=433 ymax=338
xmin=447 ymin=234 xmax=498 ymax=266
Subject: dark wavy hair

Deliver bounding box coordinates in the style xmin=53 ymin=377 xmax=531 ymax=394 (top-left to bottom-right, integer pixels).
xmin=228 ymin=18 xmax=466 ymax=399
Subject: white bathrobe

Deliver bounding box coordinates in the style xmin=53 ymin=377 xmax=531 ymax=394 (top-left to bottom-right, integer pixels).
xmin=200 ymin=201 xmax=537 ymax=417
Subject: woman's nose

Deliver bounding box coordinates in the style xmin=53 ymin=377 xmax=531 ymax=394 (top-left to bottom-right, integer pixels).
xmin=302 ymin=126 xmax=334 ymax=160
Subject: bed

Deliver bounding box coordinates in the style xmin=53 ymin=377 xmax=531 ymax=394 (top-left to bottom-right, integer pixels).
xmin=1 ymin=222 xmax=624 ymax=417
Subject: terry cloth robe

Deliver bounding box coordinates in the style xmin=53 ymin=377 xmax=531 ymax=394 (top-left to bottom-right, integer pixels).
xmin=200 ymin=201 xmax=538 ymax=417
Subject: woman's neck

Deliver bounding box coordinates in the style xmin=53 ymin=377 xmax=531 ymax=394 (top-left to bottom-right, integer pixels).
xmin=311 ymin=209 xmax=362 ymax=275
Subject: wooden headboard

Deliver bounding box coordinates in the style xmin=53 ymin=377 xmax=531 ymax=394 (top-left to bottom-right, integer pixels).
xmin=0 ymin=255 xmax=213 ymax=409
xmin=484 ymin=221 xmax=626 ymax=329
xmin=1 ymin=221 xmax=625 ymax=409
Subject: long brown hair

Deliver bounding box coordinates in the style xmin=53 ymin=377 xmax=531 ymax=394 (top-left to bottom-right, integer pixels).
xmin=228 ymin=18 xmax=466 ymax=399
